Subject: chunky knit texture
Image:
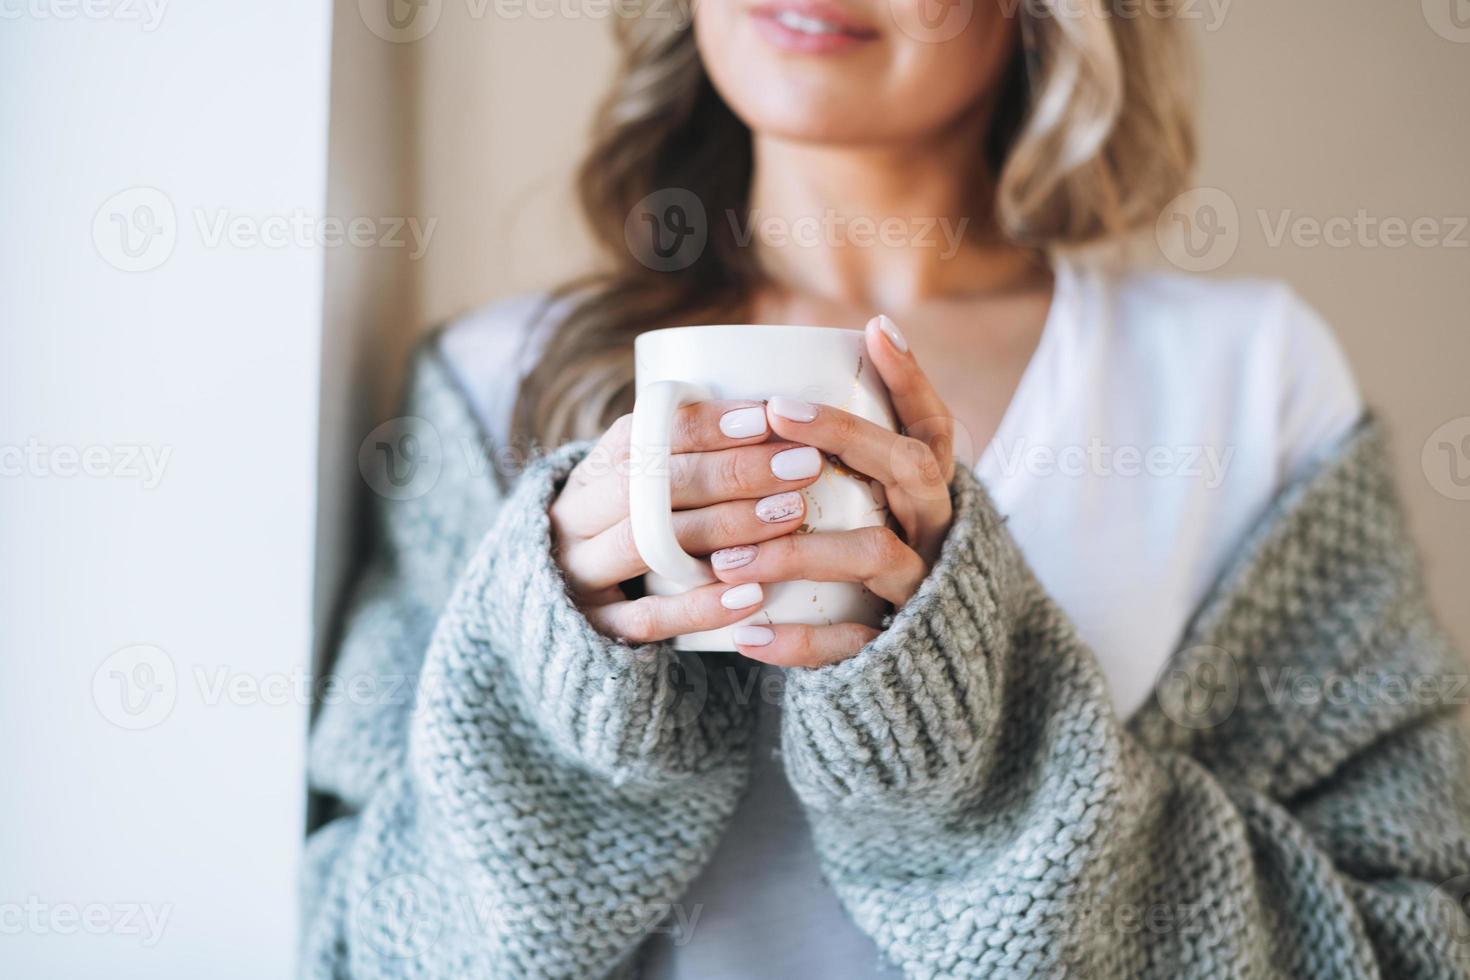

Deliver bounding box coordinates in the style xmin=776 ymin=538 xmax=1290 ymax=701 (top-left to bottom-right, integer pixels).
xmin=301 ymin=341 xmax=1470 ymax=979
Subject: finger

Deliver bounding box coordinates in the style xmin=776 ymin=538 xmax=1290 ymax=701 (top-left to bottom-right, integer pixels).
xmin=560 ymin=491 xmax=807 ymax=594
xmin=864 ymin=315 xmax=958 ymax=484
xmin=674 ymin=491 xmax=807 ymax=554
xmin=669 ymin=442 xmax=823 ymax=509
xmin=552 ymin=412 xmax=644 ymax=539
xmin=731 ymin=622 xmax=880 ymax=668
xmin=764 ymin=398 xmax=953 ymax=533
xmin=553 ymin=401 xmax=773 ymax=539
xmin=585 ymin=580 xmax=768 ymax=645
xmin=709 ymin=526 xmax=926 ymax=606
xmin=670 ymin=399 xmax=772 ymax=453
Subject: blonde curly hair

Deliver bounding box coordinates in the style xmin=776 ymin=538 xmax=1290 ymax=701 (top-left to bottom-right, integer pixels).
xmin=511 ymin=0 xmax=1196 ymax=447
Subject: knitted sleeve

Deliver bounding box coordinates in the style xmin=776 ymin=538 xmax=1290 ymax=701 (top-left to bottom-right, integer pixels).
xmin=783 ymin=421 xmax=1470 ymax=978
xmin=299 ymin=364 xmax=752 ymax=978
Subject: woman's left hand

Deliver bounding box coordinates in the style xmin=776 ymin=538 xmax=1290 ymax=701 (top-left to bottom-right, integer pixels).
xmin=712 ymin=315 xmax=957 ymax=667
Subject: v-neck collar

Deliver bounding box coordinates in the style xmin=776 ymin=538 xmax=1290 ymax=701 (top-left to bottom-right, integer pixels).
xmin=975 ymin=255 xmax=1078 ymax=485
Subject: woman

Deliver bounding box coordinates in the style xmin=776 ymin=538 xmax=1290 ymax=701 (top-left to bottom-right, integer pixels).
xmin=301 ymin=0 xmax=1470 ymax=976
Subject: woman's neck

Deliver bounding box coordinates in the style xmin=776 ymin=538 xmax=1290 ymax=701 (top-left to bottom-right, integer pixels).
xmin=746 ymin=124 xmax=1043 ymax=314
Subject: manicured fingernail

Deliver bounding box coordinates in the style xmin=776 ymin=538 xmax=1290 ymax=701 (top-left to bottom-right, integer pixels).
xmin=770 ymin=446 xmax=821 ymax=480
xmin=712 ymin=545 xmax=757 ymax=570
xmin=767 ymin=395 xmax=818 ymax=423
xmin=732 ymin=625 xmax=775 ymax=646
xmin=719 ymin=405 xmax=768 ymax=439
xmin=755 ymin=491 xmax=804 ymax=523
xmin=720 ymin=582 xmax=763 ymax=610
xmin=869 ymin=314 xmax=909 ymax=353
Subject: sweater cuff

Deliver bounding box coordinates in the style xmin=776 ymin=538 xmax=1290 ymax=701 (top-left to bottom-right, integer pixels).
xmin=470 ymin=442 xmax=750 ymax=785
xmin=781 ymin=467 xmax=1021 ymax=811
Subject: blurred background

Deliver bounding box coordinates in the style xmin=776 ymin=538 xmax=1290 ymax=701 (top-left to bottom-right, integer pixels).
xmin=3 ymin=0 xmax=1467 ymax=975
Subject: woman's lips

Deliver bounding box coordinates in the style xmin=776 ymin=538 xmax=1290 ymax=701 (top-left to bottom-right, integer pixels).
xmin=749 ymin=2 xmax=881 ymax=54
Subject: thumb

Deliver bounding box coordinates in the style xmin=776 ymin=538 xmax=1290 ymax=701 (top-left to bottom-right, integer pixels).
xmin=864 ymin=315 xmax=957 ymax=481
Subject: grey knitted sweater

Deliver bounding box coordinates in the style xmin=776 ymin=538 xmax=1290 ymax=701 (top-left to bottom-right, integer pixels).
xmin=300 ymin=342 xmax=1470 ymax=978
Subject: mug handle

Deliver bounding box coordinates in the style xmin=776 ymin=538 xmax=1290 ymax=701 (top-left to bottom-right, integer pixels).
xmin=629 ymin=379 xmax=717 ymax=588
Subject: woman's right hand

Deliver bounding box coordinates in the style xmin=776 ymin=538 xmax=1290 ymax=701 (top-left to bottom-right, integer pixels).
xmin=549 ymin=401 xmax=822 ymax=644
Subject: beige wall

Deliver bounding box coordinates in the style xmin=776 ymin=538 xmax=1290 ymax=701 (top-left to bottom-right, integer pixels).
xmin=316 ymin=2 xmax=420 ymax=682
xmin=1184 ymin=1 xmax=1470 ymax=648
xmin=327 ymin=0 xmax=1468 ymax=646
xmin=412 ymin=3 xmax=614 ymax=324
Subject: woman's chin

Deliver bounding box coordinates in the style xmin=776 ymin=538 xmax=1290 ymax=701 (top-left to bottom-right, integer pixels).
xmin=720 ymin=85 xmax=910 ymax=146
xmin=743 ymin=114 xmax=890 ymax=146
xmin=703 ymin=48 xmax=982 ymax=148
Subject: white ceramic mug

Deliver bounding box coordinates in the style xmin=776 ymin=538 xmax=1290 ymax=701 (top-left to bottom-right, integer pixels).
xmin=630 ymin=325 xmax=897 ymax=651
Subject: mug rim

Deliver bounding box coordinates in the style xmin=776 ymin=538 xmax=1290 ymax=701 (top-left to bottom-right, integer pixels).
xmin=635 ymin=323 xmax=865 ymax=345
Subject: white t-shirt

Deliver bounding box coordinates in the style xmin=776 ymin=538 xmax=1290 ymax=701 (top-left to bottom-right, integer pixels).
xmin=440 ymin=259 xmax=1363 ymax=979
